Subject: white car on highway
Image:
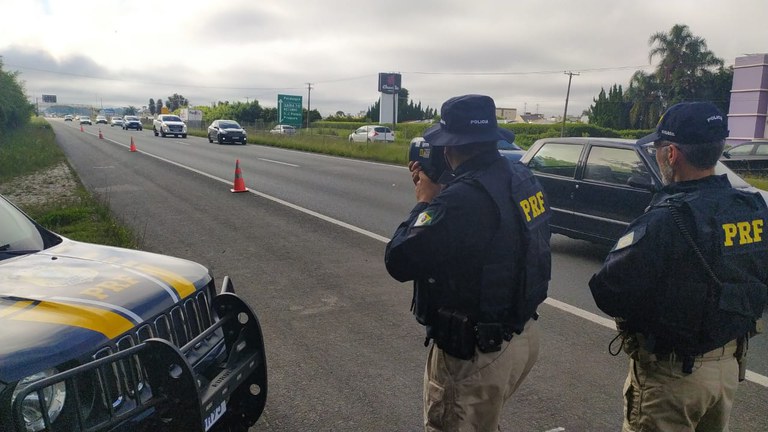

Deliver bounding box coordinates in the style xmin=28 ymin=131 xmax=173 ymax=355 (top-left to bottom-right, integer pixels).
xmin=348 ymin=125 xmax=394 ymax=143
xmin=153 ymin=114 xmax=187 ymax=138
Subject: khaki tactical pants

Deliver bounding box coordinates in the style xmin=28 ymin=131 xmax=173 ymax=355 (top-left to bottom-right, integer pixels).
xmin=423 ymin=317 xmax=539 ymax=432
xmin=622 ymin=339 xmax=739 ymax=432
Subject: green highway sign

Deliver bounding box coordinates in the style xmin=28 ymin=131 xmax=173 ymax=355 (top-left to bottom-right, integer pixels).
xmin=278 ymin=94 xmax=303 ymax=127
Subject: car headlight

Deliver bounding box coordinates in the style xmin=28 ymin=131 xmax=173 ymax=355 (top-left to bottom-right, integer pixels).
xmin=11 ymin=369 xmax=67 ymax=432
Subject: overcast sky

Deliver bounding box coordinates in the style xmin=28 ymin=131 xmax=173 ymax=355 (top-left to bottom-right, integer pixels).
xmin=2 ymin=0 xmax=767 ymax=118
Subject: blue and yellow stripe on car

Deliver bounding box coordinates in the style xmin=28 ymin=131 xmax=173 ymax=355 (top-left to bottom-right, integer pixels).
xmin=1 ymin=299 xmax=136 ymax=339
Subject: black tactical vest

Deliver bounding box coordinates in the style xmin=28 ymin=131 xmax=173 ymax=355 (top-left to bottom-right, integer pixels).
xmin=651 ymin=187 xmax=768 ymax=354
xmin=412 ymin=158 xmax=551 ymax=332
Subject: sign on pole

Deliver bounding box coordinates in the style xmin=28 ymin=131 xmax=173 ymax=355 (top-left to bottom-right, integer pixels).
xmin=42 ymin=94 xmax=57 ymax=103
xmin=277 ymin=94 xmax=303 ymax=127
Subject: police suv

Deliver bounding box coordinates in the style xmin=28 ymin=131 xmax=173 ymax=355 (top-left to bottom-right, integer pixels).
xmin=0 ymin=194 xmax=267 ymax=431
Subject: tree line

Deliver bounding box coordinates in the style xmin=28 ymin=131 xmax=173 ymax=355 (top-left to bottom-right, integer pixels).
xmin=0 ymin=58 xmax=35 ymax=135
xmin=147 ymin=87 xmax=435 ymax=126
xmin=588 ymin=24 xmax=733 ymax=130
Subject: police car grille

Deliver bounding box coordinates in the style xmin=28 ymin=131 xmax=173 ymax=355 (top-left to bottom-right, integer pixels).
xmin=90 ymin=290 xmax=214 ymax=409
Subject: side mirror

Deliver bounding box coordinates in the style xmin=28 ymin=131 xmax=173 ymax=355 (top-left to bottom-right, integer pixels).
xmin=722 ymin=151 xmax=731 ymax=159
xmin=627 ymin=174 xmax=657 ymax=191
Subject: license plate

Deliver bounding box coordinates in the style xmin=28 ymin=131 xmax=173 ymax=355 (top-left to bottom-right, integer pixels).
xmin=204 ymin=400 xmax=227 ymax=431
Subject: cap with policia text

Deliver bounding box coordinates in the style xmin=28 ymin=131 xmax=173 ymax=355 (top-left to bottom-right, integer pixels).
xmin=636 ymin=101 xmax=729 ymax=146
xmin=424 ymin=94 xmax=510 ymax=147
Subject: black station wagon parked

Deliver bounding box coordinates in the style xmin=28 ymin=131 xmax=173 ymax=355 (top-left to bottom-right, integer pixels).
xmin=520 ymin=137 xmax=768 ymax=246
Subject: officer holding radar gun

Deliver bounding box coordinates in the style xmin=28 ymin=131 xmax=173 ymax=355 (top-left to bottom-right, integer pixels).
xmin=385 ymin=94 xmax=552 ymax=431
xmin=589 ymin=102 xmax=768 ymax=432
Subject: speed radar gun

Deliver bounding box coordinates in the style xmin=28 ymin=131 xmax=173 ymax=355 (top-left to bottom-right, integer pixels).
xmin=408 ymin=139 xmax=447 ymax=182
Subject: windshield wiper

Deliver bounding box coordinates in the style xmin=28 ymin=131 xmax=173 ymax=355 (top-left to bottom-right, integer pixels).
xmin=0 ymin=248 xmax=41 ymax=256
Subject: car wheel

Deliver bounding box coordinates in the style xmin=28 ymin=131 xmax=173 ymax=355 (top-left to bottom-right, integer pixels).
xmin=139 ymin=127 xmax=143 ymax=131
xmin=153 ymin=128 xmax=158 ymax=136
xmin=242 ymin=140 xmax=247 ymax=145
xmin=161 ymin=131 xmax=166 ymax=137
xmin=349 ymin=137 xmax=354 ymax=142
xmin=208 ymin=134 xmax=213 ymax=143
xmin=181 ymin=134 xmax=187 ymax=138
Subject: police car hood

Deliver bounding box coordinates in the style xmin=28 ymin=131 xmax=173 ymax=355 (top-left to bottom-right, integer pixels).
xmin=0 ymin=239 xmax=211 ymax=383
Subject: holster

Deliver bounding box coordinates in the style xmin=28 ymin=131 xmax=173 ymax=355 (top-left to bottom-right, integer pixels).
xmin=434 ymin=308 xmax=476 ymax=360
xmin=735 ymin=336 xmax=748 ymax=382
xmin=475 ymin=322 xmax=503 ymax=353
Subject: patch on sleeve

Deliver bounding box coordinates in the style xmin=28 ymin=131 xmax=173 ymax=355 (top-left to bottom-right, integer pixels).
xmin=414 ymin=210 xmax=435 ymax=227
xmin=611 ymin=224 xmax=646 ymax=252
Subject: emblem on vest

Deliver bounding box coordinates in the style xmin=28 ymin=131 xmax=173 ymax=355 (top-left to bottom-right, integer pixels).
xmin=519 ymin=191 xmax=546 ymax=222
xmin=722 ymin=219 xmax=764 ymax=247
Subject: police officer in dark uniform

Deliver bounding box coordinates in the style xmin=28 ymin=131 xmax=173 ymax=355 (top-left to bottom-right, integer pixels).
xmin=385 ymin=94 xmax=551 ymax=431
xmin=589 ymin=102 xmax=768 ymax=432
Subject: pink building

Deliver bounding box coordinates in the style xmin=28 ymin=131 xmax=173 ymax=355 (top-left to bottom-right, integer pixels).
xmin=727 ymin=53 xmax=768 ymax=146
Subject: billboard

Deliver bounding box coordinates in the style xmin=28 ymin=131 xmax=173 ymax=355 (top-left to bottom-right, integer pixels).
xmin=378 ymin=73 xmax=401 ymax=94
xmin=42 ymin=94 xmax=57 ymax=103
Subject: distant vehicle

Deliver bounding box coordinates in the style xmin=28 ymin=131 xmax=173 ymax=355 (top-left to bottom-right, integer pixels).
xmin=79 ymin=116 xmax=92 ymax=125
xmin=519 ymin=137 xmax=768 ymax=245
xmin=721 ymin=139 xmax=768 ymax=173
xmin=110 ymin=117 xmax=124 ymax=127
xmin=64 ymin=115 xmax=73 ymax=121
xmin=122 ymin=115 xmax=143 ymax=131
xmin=269 ymin=124 xmax=297 ymax=135
xmin=348 ymin=125 xmax=394 ymax=143
xmin=153 ymin=114 xmax=187 ymax=138
xmin=207 ymin=119 xmax=247 ymax=145
xmin=95 ymin=115 xmax=108 ymax=124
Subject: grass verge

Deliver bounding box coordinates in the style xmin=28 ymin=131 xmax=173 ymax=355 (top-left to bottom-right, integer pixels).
xmin=0 ymin=118 xmax=139 ymax=248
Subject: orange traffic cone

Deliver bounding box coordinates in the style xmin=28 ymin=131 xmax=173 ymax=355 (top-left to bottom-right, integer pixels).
xmin=98 ymin=129 xmax=103 ymax=139
xmin=129 ymin=137 xmax=137 ymax=152
xmin=230 ymin=159 xmax=248 ymax=193
xmin=80 ymin=125 xmax=84 ymax=132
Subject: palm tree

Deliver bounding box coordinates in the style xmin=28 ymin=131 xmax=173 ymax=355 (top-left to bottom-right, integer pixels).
xmin=626 ymin=71 xmax=664 ymax=129
xmin=648 ymin=24 xmax=724 ymax=105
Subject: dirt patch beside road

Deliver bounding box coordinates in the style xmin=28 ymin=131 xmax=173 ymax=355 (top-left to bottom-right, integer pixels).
xmin=0 ymin=162 xmax=79 ymax=207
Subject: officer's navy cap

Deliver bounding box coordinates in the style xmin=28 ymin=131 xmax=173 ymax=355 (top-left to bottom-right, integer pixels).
xmin=636 ymin=101 xmax=729 ymax=146
xmin=424 ymin=94 xmax=509 ymax=147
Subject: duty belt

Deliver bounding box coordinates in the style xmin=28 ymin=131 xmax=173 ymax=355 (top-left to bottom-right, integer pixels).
xmin=635 ymin=339 xmax=740 ymax=374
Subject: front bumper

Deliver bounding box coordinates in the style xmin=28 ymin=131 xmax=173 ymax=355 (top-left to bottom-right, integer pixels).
xmin=218 ymin=133 xmax=246 ymax=143
xmin=8 ymin=291 xmax=267 ymax=432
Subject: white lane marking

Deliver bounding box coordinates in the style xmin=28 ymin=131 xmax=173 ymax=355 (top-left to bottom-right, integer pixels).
xmin=543 ymin=428 xmax=566 ymax=432
xmin=99 ymin=136 xmax=768 ymax=389
xmin=544 ymin=298 xmax=615 ymax=328
xmin=258 ymin=158 xmax=299 ymax=167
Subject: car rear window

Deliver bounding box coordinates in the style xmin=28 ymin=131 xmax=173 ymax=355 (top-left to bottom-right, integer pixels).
xmin=374 ymin=127 xmax=391 ymax=133
xmin=528 ymin=143 xmax=583 ymax=178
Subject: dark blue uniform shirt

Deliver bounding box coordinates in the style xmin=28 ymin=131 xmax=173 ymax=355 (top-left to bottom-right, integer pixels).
xmin=385 ymin=150 xmax=508 ymax=314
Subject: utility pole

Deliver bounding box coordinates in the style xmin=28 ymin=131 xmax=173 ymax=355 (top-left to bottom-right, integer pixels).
xmin=306 ymin=83 xmax=313 ymax=130
xmin=561 ymin=71 xmax=579 ymax=137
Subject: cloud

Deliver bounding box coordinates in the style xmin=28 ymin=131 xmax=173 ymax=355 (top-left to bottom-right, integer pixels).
xmin=2 ymin=0 xmax=765 ymax=117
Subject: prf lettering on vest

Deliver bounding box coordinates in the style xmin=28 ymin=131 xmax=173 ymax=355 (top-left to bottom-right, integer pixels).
xmin=519 ymin=191 xmax=546 ymax=222
xmin=722 ymin=219 xmax=764 ymax=246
